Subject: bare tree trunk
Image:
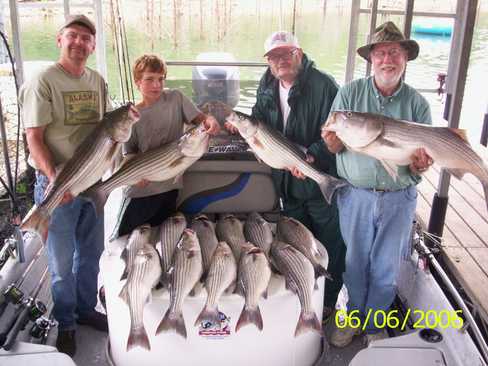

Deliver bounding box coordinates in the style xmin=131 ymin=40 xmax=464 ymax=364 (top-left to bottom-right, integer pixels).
xmin=291 ymin=0 xmax=297 ymax=34
xmin=173 ymin=0 xmax=178 ymax=49
xmin=199 ymin=0 xmax=204 ymax=40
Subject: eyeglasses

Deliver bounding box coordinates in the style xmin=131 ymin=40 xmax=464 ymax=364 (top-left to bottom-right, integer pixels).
xmin=266 ymin=48 xmax=298 ymax=63
xmin=370 ymin=47 xmax=405 ymax=59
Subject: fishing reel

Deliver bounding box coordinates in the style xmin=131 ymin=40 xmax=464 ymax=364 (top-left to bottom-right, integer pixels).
xmin=26 ymin=298 xmax=47 ymax=322
xmin=3 ymin=284 xmax=24 ymax=305
xmin=30 ymin=316 xmax=56 ymax=339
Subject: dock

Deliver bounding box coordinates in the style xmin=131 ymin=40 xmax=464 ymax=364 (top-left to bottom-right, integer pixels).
xmin=416 ymin=165 xmax=488 ymax=323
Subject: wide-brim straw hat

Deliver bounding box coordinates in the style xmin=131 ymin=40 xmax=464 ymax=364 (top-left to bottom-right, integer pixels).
xmin=357 ymin=21 xmax=419 ymax=62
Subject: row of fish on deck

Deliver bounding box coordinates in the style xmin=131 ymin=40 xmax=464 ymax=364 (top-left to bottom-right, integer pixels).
xmin=20 ymin=102 xmax=488 ymax=241
xmin=118 ymin=212 xmax=329 ymax=351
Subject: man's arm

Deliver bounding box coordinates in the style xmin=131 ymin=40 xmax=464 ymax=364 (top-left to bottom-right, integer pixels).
xmin=25 ymin=126 xmax=56 ymax=182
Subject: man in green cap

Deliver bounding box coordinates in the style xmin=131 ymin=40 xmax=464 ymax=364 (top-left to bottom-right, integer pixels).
xmin=323 ymin=21 xmax=433 ymax=347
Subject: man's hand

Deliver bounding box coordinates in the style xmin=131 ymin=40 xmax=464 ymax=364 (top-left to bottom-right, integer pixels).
xmin=134 ymin=178 xmax=150 ymax=188
xmin=203 ymin=115 xmax=221 ymax=135
xmin=321 ymin=130 xmax=344 ymax=153
xmin=60 ymin=191 xmax=74 ymax=205
xmin=289 ymin=154 xmax=314 ymax=180
xmin=224 ymin=121 xmax=239 ymax=135
xmin=409 ymin=148 xmax=433 ymax=175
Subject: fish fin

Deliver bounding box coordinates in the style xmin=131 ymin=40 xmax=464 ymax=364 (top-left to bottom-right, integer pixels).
xmin=173 ymin=172 xmax=183 ymax=184
xmin=225 ymin=280 xmax=237 ymax=294
xmin=446 ymin=168 xmax=466 ymax=180
xmin=262 ymin=288 xmax=268 ymax=300
xmin=156 ymin=310 xmax=187 ymax=338
xmin=80 ymin=185 xmax=108 ymax=217
xmin=118 ymin=285 xmax=129 ymax=304
xmin=316 ymin=174 xmax=348 ymax=205
xmin=376 ymin=137 xmax=397 ymax=148
xmin=191 ymin=281 xmax=205 ymax=297
xmin=252 ymin=136 xmax=265 ymax=150
xmin=127 ymin=326 xmax=151 ymax=351
xmin=314 ymin=264 xmax=333 ymax=281
xmin=119 ymin=248 xmax=129 ymax=280
xmin=449 ymin=128 xmax=469 ymax=143
xmin=169 ymin=156 xmax=185 ymax=168
xmin=285 ymin=277 xmax=298 ymax=294
xmin=235 ymin=305 xmax=263 ymax=332
xmin=379 ymin=159 xmax=398 ymax=180
xmin=194 ymin=305 xmax=220 ymax=327
xmin=294 ymin=310 xmax=323 ymax=337
xmin=20 ymin=205 xmax=50 ymax=244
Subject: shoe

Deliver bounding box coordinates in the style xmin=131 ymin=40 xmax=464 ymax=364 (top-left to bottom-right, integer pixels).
xmin=76 ymin=311 xmax=108 ymax=332
xmin=366 ymin=330 xmax=388 ymax=346
xmin=56 ymin=330 xmax=76 ymax=357
xmin=330 ymin=319 xmax=361 ymax=348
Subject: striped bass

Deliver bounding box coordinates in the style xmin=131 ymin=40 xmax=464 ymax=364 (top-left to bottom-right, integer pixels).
xmin=190 ymin=214 xmax=219 ymax=279
xmin=324 ymin=111 xmax=488 ymax=211
xmin=83 ymin=124 xmax=209 ymax=215
xmin=120 ymin=224 xmax=152 ymax=281
xmin=270 ymin=241 xmax=323 ymax=337
xmin=225 ymin=111 xmax=347 ymax=204
xmin=235 ymin=243 xmax=271 ymax=332
xmin=157 ymin=212 xmax=187 ymax=288
xmin=244 ymin=212 xmax=273 ymax=258
xmin=21 ymin=104 xmax=140 ymax=241
xmin=194 ymin=241 xmax=237 ymax=327
xmin=119 ymin=242 xmax=161 ymax=351
xmin=216 ymin=214 xmax=247 ymax=261
xmin=276 ymin=216 xmax=330 ymax=281
xmin=156 ymin=228 xmax=202 ymax=338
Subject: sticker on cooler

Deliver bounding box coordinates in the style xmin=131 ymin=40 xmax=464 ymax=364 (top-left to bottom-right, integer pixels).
xmin=198 ymin=311 xmax=231 ymax=338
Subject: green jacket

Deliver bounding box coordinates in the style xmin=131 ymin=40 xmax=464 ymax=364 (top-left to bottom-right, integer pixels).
xmin=251 ymin=54 xmax=339 ymax=201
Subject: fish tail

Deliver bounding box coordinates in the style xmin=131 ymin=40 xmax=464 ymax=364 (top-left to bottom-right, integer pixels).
xmin=317 ymin=174 xmax=347 ymax=204
xmin=20 ymin=205 xmax=50 ymax=243
xmin=235 ymin=305 xmax=263 ymax=332
xmin=194 ymin=305 xmax=220 ymax=327
xmin=156 ymin=309 xmax=187 ymax=338
xmin=80 ymin=185 xmax=108 ymax=217
xmin=127 ymin=326 xmax=151 ymax=351
xmin=294 ymin=310 xmax=323 ymax=337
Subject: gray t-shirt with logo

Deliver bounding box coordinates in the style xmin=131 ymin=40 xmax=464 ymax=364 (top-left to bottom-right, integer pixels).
xmin=123 ymin=89 xmax=201 ymax=198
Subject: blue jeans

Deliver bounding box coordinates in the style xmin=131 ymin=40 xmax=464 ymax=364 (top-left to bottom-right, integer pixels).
xmin=34 ymin=172 xmax=104 ymax=330
xmin=336 ymin=185 xmax=417 ymax=333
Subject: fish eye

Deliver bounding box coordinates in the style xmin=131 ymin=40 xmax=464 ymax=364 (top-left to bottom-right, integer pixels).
xmin=346 ymin=112 xmax=352 ymax=117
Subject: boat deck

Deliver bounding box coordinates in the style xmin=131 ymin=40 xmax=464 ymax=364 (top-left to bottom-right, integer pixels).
xmin=416 ymin=165 xmax=488 ymax=323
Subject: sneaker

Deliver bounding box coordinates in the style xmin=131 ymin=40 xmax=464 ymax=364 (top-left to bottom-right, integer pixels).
xmin=366 ymin=330 xmax=388 ymax=346
xmin=330 ymin=322 xmax=361 ymax=348
xmin=56 ymin=330 xmax=76 ymax=357
xmin=76 ymin=311 xmax=108 ymax=332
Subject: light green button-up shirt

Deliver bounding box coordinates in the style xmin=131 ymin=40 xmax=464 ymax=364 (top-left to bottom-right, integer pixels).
xmin=330 ymin=76 xmax=432 ymax=190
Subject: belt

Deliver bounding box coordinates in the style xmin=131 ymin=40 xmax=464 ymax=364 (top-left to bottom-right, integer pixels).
xmin=365 ymin=187 xmax=392 ymax=192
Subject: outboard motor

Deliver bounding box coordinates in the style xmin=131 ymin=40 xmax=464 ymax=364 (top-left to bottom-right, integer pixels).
xmin=192 ymin=52 xmax=240 ymax=109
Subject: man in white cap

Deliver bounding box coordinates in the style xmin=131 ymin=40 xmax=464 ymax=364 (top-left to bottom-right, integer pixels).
xmin=323 ymin=21 xmax=433 ymax=347
xmin=247 ymin=31 xmax=347 ymax=318
xmin=19 ymin=14 xmax=110 ymax=357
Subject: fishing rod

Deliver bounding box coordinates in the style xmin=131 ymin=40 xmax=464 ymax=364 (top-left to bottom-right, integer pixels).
xmin=29 ymin=297 xmax=56 ymax=345
xmin=415 ymin=228 xmax=488 ymax=364
xmin=0 ymin=266 xmax=48 ymax=350
xmin=0 ymin=244 xmax=45 ymax=318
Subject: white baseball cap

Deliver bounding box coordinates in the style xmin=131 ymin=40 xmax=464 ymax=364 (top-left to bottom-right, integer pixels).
xmin=263 ymin=31 xmax=300 ymax=56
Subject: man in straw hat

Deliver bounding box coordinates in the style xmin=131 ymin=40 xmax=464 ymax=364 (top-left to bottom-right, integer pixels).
xmin=322 ymin=21 xmax=433 ymax=347
xmin=20 ymin=14 xmax=110 ymax=357
xmin=227 ymin=31 xmax=346 ymax=319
